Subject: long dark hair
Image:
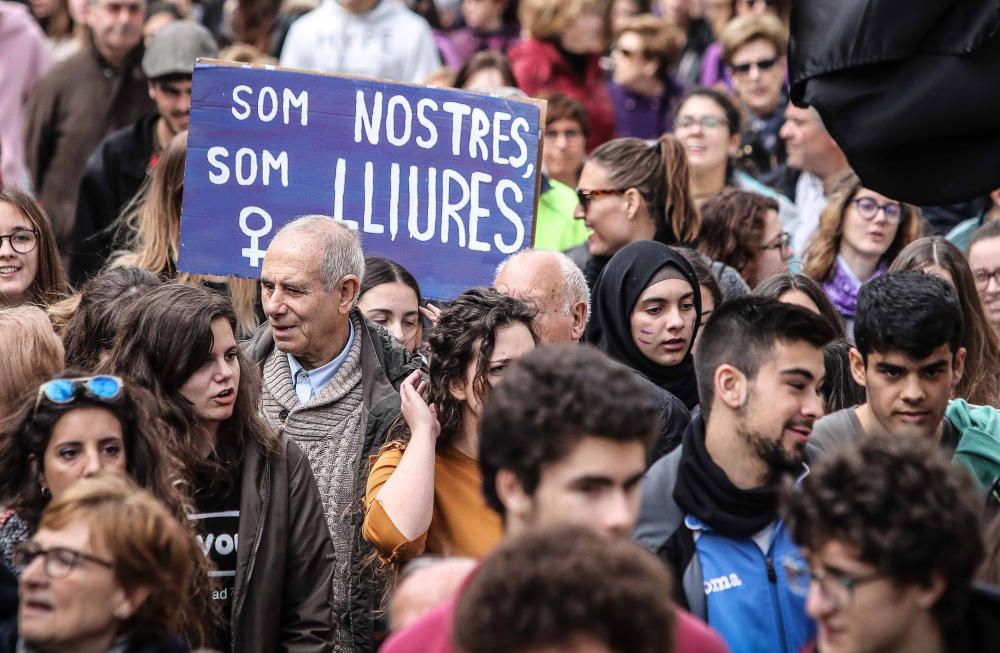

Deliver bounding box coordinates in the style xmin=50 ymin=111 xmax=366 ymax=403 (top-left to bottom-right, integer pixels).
xmin=101 ymin=283 xmax=279 ymax=487
xmin=390 ymin=288 xmax=537 ymax=450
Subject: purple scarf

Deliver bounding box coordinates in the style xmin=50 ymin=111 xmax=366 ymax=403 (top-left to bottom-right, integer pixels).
xmin=823 ymin=257 xmax=888 ymax=321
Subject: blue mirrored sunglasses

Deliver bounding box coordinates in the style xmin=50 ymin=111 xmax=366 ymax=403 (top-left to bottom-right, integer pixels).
xmin=33 ymin=376 xmax=124 ymax=414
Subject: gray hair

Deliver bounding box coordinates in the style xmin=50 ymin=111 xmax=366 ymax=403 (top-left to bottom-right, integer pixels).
xmin=274 ymin=215 xmax=365 ymax=293
xmin=495 ymin=249 xmax=591 ymax=324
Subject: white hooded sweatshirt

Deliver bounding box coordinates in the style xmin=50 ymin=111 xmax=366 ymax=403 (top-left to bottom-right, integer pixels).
xmin=279 ymin=0 xmax=441 ymax=84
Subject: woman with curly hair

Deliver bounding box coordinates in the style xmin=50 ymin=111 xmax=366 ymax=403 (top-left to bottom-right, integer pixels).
xmin=698 ymin=189 xmax=791 ymax=288
xmin=803 ymin=170 xmax=923 ymax=337
xmin=363 ymin=288 xmax=537 ymax=564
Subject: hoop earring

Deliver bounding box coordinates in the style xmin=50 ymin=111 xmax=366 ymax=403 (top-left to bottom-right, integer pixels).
xmin=39 ymin=483 xmax=50 ymax=498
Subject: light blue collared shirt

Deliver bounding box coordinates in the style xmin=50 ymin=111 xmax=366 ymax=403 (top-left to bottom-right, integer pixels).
xmin=287 ymin=320 xmax=355 ymax=404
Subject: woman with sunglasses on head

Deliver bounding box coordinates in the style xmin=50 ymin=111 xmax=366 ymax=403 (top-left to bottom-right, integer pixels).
xmin=585 ymin=240 xmax=698 ymax=455
xmin=571 ymin=131 xmax=749 ymax=300
xmin=698 ymin=189 xmax=791 ymax=288
xmin=0 ymin=474 xmax=210 ymax=653
xmin=0 ymin=372 xmax=214 ymax=647
xmin=101 ymin=282 xmax=335 ymax=653
xmin=0 ymin=188 xmax=69 ymax=309
xmin=803 ymin=170 xmax=922 ymax=338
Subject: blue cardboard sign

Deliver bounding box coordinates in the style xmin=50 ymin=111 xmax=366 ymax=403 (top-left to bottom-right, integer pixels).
xmin=178 ymin=61 xmax=544 ymax=300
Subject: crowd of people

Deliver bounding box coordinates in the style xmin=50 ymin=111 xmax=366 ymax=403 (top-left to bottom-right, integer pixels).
xmin=2 ymin=0 xmax=1000 ymax=652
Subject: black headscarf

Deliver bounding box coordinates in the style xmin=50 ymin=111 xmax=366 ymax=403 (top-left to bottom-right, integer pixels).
xmin=585 ymin=241 xmax=702 ymax=410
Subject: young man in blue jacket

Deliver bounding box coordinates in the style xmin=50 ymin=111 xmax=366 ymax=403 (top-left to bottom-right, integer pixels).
xmin=635 ymin=296 xmax=836 ymax=653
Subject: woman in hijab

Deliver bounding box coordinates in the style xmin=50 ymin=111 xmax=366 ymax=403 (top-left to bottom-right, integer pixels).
xmin=586 ymin=240 xmax=700 ymax=456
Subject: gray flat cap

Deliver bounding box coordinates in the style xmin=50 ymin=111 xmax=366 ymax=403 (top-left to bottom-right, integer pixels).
xmin=142 ymin=20 xmax=218 ymax=79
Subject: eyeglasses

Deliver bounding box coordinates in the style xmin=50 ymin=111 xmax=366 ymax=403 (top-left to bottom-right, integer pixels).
xmin=0 ymin=229 xmax=39 ymax=254
xmin=14 ymin=540 xmax=113 ymax=579
xmin=852 ymin=197 xmax=903 ymax=224
xmin=762 ymin=232 xmax=791 ymax=253
xmin=34 ymin=375 xmax=124 ymax=414
xmin=973 ymin=268 xmax=1000 ymax=289
xmin=730 ymin=56 xmax=780 ymax=76
xmin=782 ymin=556 xmax=884 ymax=610
xmin=675 ymin=115 xmax=729 ymax=131
xmin=575 ymin=188 xmax=628 ymax=213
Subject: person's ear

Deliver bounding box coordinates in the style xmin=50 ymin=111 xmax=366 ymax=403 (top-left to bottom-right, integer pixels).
xmin=849 ymin=347 xmax=868 ymax=388
xmin=147 ymin=81 xmax=156 ymax=102
xmin=337 ymin=275 xmax=360 ymax=315
xmin=448 ymin=378 xmax=467 ymax=402
xmin=729 ymin=131 xmax=741 ymax=156
xmin=112 ymin=585 xmax=151 ymax=621
xmin=640 ymin=56 xmax=658 ymax=80
xmin=569 ymin=301 xmax=588 ymax=342
xmin=495 ymin=469 xmax=531 ymax=522
xmin=30 ymin=456 xmax=45 ymax=492
xmin=952 ymin=347 xmax=967 ymax=388
xmin=915 ymin=574 xmax=947 ymax=610
xmin=715 ymin=364 xmax=748 ymax=410
xmin=623 ymin=188 xmax=643 ymax=221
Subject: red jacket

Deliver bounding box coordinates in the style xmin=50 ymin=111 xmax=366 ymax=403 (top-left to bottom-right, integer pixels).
xmin=508 ymin=38 xmax=616 ymax=150
xmin=381 ymin=588 xmax=731 ymax=653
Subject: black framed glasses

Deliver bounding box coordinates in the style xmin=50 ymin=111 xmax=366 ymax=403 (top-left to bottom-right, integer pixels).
xmin=14 ymin=540 xmax=113 ymax=578
xmin=782 ymin=556 xmax=884 ymax=610
xmin=34 ymin=375 xmax=124 ymax=414
xmin=762 ymin=232 xmax=791 ymax=253
xmin=575 ymin=188 xmax=629 ymax=213
xmin=0 ymin=229 xmax=39 ymax=254
xmin=852 ymin=197 xmax=902 ymax=224
xmin=730 ymin=56 xmax=780 ymax=76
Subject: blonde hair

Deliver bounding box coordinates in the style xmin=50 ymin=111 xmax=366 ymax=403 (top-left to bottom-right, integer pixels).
xmin=720 ymin=12 xmax=788 ymax=64
xmin=110 ymin=131 xmax=260 ymax=336
xmin=520 ymin=0 xmax=603 ymax=41
xmin=802 ymin=170 xmax=922 ymax=282
xmin=40 ymin=473 xmax=213 ymax=648
xmin=0 ymin=306 xmax=64 ymax=418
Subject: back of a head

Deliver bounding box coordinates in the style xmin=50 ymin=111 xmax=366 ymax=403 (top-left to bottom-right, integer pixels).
xmin=784 ymin=436 xmax=982 ymax=629
xmin=63 ymin=267 xmax=162 ymax=369
xmin=40 ymin=473 xmax=209 ymax=646
xmin=479 ymin=344 xmax=658 ymax=515
xmin=0 ymin=306 xmax=64 ymax=418
xmin=453 ymin=524 xmax=674 ymax=653
xmin=695 ymin=296 xmax=837 ymax=418
xmin=854 ymin=270 xmax=963 ymax=360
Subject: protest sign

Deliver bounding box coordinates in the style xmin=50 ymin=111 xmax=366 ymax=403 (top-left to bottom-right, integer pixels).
xmin=178 ymin=60 xmax=544 ymax=299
